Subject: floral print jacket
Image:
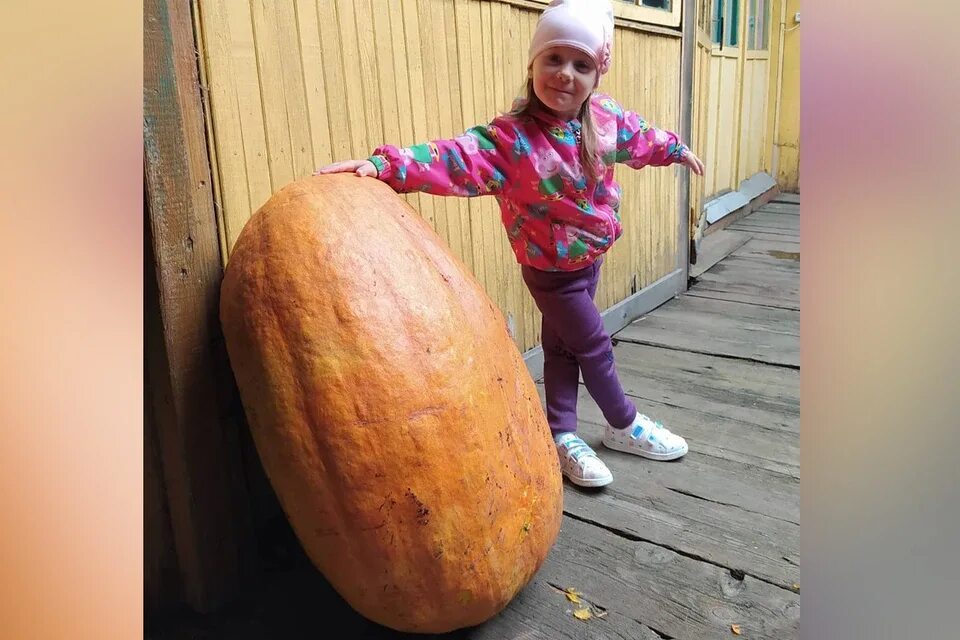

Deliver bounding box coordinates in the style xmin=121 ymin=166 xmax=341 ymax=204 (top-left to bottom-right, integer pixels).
xmin=368 ymin=93 xmax=688 ymax=272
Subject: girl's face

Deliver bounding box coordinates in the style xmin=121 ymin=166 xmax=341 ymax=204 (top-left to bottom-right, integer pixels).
xmin=530 ymin=46 xmax=597 ymax=120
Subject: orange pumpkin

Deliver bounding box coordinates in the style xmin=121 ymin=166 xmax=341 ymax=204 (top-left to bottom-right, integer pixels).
xmin=219 ymin=175 xmax=563 ymax=633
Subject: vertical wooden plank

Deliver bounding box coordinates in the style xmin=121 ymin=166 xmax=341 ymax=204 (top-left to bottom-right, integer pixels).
xmin=335 ymin=0 xmax=367 ymax=158
xmin=704 ymin=50 xmax=716 ymax=196
xmin=677 ymin=0 xmax=695 ymax=284
xmin=497 ymin=3 xmax=520 ymax=348
xmin=498 ymin=3 xmax=514 ymax=344
xmin=249 ymin=0 xmax=295 ymax=191
xmin=398 ymin=0 xmax=433 ymax=226
xmin=193 ymin=0 xmax=249 ymax=258
xmin=443 ymin=0 xmax=468 ymax=273
xmin=668 ymin=36 xmax=682 ymax=260
xmin=737 ymin=59 xmax=752 ymax=184
xmin=385 ymin=2 xmax=413 ymax=147
xmin=383 ymin=1 xmax=417 ymax=215
xmin=224 ymin=0 xmax=273 ymax=217
xmin=416 ymin=0 xmax=449 ymax=244
xmin=610 ymin=26 xmax=627 ymax=311
xmin=481 ymin=1 xmax=506 ymax=314
xmin=732 ymin=1 xmax=749 ymax=187
xmin=294 ymin=0 xmax=333 ymax=169
xmin=474 ymin=0 xmax=496 ymax=301
xmin=520 ymin=8 xmax=537 ymax=349
xmin=372 ymin=1 xmax=400 ymax=148
xmin=316 ymin=0 xmax=351 ymax=162
xmin=353 ymin=0 xmax=384 ymax=151
xmin=453 ymin=0 xmax=480 ymax=287
xmin=639 ymin=30 xmax=652 ymax=303
xmin=277 ymin=2 xmax=314 ymax=179
xmin=144 ymin=0 xmax=252 ymax=611
xmin=754 ymin=59 xmax=769 ymax=175
xmin=439 ymin=0 xmax=466 ymax=268
xmin=144 ymin=251 xmax=179 ymax=616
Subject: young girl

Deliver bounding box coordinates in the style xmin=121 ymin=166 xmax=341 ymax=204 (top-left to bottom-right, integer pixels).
xmin=317 ymin=0 xmax=704 ymax=488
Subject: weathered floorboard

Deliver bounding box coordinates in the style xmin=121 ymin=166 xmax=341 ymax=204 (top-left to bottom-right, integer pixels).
xmin=725 ymin=224 xmax=799 ymax=239
xmin=147 ymin=515 xmax=799 ymax=640
xmin=687 ymin=256 xmax=799 ymax=309
xmin=610 ymin=342 xmax=799 ymax=434
xmin=539 ymin=517 xmax=800 ymax=639
xmin=755 ymin=202 xmax=800 ymax=215
xmin=573 ymin=386 xmax=799 ymax=478
xmin=616 ymin=294 xmax=799 ymax=367
xmin=723 ymin=229 xmax=800 ymax=244
xmin=536 ymin=384 xmax=800 ymax=587
xmin=690 ymin=229 xmax=752 ymax=277
xmin=732 ymin=238 xmax=801 ymax=263
xmin=727 ymin=211 xmax=799 ymax=231
xmin=771 ymin=193 xmax=800 ymax=204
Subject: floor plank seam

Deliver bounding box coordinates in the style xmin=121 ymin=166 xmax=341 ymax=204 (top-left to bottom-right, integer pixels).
xmin=683 ymin=291 xmax=799 ymax=311
xmin=643 ymin=623 xmax=673 ymax=639
xmin=613 ymin=337 xmax=800 ymax=371
xmin=726 ymin=228 xmax=799 ymax=238
xmin=643 ymin=292 xmax=801 ymax=313
xmin=686 ymin=448 xmax=800 ymax=480
xmin=563 ymin=512 xmax=799 ymax=594
xmin=664 ymin=487 xmax=799 ymax=526
xmin=591 ymin=394 xmax=799 ymax=436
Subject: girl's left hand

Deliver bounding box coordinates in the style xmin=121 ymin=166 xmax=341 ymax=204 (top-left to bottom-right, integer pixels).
xmin=313 ymin=159 xmax=378 ymax=177
xmin=680 ymin=149 xmax=705 ymax=176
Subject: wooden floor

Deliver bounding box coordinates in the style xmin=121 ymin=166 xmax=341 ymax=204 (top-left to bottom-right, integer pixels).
xmin=148 ymin=196 xmax=800 ymax=639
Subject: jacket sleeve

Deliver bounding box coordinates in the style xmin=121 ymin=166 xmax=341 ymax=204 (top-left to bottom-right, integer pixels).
xmin=367 ymin=124 xmax=513 ymax=198
xmin=615 ymin=107 xmax=689 ymax=170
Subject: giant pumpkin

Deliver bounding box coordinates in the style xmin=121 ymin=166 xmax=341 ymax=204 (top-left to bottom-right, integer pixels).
xmin=219 ymin=175 xmax=563 ymax=633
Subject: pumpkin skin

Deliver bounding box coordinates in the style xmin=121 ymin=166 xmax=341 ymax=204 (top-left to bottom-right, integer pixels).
xmin=219 ymin=175 xmax=563 ymax=633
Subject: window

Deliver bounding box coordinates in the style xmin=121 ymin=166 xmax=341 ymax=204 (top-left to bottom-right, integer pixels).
xmin=698 ymin=0 xmax=712 ymax=33
xmin=711 ymin=0 xmax=740 ymax=48
xmin=529 ymin=0 xmax=681 ymax=29
xmin=612 ymin=0 xmax=681 ymax=27
xmin=747 ymin=0 xmax=769 ymax=50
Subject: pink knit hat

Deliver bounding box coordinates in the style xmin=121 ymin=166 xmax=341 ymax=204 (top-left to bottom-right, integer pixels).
xmin=527 ymin=0 xmax=615 ymax=82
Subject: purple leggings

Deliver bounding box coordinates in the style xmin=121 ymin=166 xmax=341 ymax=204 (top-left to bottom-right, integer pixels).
xmin=521 ymin=258 xmax=636 ymax=436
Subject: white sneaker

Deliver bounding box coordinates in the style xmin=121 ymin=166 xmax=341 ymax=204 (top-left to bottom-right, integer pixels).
xmin=602 ymin=413 xmax=689 ymax=461
xmin=554 ymin=433 xmax=613 ymax=488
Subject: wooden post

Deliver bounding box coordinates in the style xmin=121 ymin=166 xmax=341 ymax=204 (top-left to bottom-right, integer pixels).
xmin=677 ymin=0 xmax=696 ymax=286
xmin=144 ymin=0 xmax=252 ymax=612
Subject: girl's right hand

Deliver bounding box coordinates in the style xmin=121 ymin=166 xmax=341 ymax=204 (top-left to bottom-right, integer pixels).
xmin=313 ymin=159 xmax=377 ymax=177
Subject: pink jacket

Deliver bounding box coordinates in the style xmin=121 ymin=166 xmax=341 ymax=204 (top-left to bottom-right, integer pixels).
xmin=369 ymin=93 xmax=688 ymax=272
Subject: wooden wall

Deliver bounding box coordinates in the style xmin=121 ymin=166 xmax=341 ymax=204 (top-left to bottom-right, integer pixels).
xmin=689 ymin=0 xmax=712 ymax=248
xmin=194 ymin=0 xmax=685 ymax=353
xmin=701 ymin=0 xmax=774 ymax=201
xmin=703 ymin=49 xmax=739 ymax=197
xmin=738 ymin=55 xmax=770 ymax=183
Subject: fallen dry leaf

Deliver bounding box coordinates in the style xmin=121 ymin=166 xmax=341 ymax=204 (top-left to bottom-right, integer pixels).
xmin=792 ymin=583 xmax=800 ymax=591
xmin=731 ymin=623 xmax=742 ymax=635
xmin=573 ymin=607 xmax=592 ymax=621
xmin=564 ymin=587 xmax=582 ymax=604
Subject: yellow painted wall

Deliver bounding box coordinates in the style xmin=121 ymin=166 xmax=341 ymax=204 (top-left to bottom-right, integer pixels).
xmin=701 ymin=0 xmax=780 ymax=201
xmin=737 ymin=56 xmax=770 ymax=183
xmin=765 ymin=0 xmax=800 ymax=191
xmin=689 ymin=1 xmax=713 ymax=247
xmin=194 ymin=0 xmax=685 ymax=353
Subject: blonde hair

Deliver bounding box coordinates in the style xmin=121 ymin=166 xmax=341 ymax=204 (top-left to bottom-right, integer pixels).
xmin=508 ymin=79 xmax=603 ymax=182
